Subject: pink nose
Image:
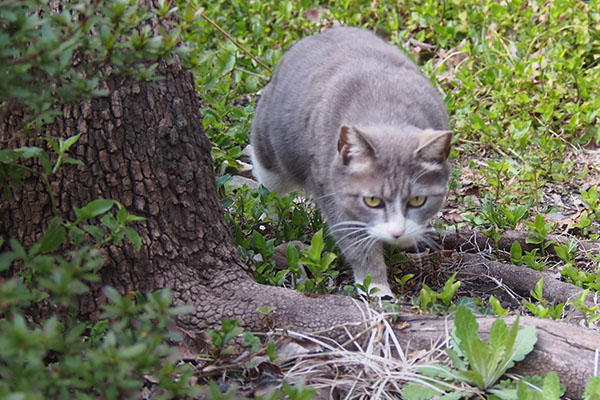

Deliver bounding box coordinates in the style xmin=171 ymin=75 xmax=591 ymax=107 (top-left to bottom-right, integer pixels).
xmin=389 ymin=229 xmax=405 ymax=239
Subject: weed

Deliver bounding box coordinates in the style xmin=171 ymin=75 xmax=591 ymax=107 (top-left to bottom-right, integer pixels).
xmin=568 ymin=289 xmax=600 ymax=326
xmin=403 ymin=306 xmax=538 ymax=398
xmin=525 ymin=214 xmax=556 ymax=256
xmin=297 ymin=229 xmax=339 ymax=294
xmin=417 ymin=273 xmax=461 ymax=313
xmin=523 ymin=279 xmax=565 ymax=320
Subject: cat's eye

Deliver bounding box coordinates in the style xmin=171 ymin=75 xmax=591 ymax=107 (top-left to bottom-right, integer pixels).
xmin=408 ymin=196 xmax=427 ymax=208
xmin=363 ymin=196 xmax=384 ymax=208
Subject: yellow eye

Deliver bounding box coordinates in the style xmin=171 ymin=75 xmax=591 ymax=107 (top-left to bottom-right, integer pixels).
xmin=363 ymin=196 xmax=384 ymax=208
xmin=408 ymin=196 xmax=427 ymax=207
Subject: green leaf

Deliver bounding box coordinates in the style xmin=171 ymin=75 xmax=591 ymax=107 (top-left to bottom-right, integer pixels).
xmin=320 ymin=251 xmax=337 ymax=269
xmin=242 ymin=332 xmax=260 ymax=353
xmin=10 ymin=239 xmax=26 ymax=259
xmin=401 ymin=382 xmax=440 ymax=400
xmin=489 ymin=295 xmax=508 ymax=316
xmin=61 ymin=133 xmax=82 ymax=152
xmin=516 ymin=380 xmax=533 ymax=400
xmin=39 ymin=217 xmax=66 ymax=253
xmin=101 ymin=213 xmax=119 ymax=231
xmin=532 ymin=278 xmax=544 ymax=301
xmin=0 ymin=251 xmax=16 ymax=271
xmin=69 ymin=226 xmax=85 ymax=245
xmin=75 ymin=199 xmax=115 ymax=221
xmin=541 ymin=372 xmax=561 ymax=400
xmin=0 ymin=149 xmax=20 ymax=163
xmin=120 ymin=343 xmax=147 ymax=359
xmin=44 ymin=137 xmax=59 ymax=154
xmin=454 ymin=305 xmax=479 ymax=346
xmin=585 ymin=376 xmax=600 ymax=400
xmin=62 ymin=157 xmax=84 ymax=166
xmin=510 ymin=240 xmax=522 ymax=263
xmin=38 ymin=151 xmax=53 ymax=175
xmin=286 ymin=243 xmax=299 ymax=269
xmin=308 ymin=228 xmax=325 ymax=259
xmin=266 ymin=340 xmax=278 ymax=361
xmin=18 ymin=146 xmax=45 ymax=159
xmin=83 ymin=225 xmax=106 ymax=240
xmin=495 ymin=320 xmax=537 ymax=382
xmin=252 ymin=230 xmax=266 ymax=250
xmin=124 ymin=226 xmax=142 ymax=251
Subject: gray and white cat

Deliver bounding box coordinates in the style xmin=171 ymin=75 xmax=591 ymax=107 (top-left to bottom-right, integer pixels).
xmin=250 ymin=27 xmax=451 ymax=297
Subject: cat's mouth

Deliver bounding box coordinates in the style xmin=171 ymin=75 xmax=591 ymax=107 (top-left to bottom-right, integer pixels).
xmin=387 ymin=235 xmax=419 ymax=248
xmin=369 ymin=227 xmax=420 ymax=248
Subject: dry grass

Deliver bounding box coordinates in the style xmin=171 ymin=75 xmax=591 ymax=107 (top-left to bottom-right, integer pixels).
xmin=276 ymin=298 xmax=471 ymax=399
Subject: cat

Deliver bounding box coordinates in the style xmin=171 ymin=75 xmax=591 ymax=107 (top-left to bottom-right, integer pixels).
xmin=250 ymin=27 xmax=451 ymax=297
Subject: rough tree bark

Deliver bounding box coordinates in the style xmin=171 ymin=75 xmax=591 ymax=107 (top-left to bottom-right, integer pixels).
xmin=1 ymin=22 xmax=598 ymax=400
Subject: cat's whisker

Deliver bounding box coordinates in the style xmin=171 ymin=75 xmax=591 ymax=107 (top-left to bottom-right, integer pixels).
xmin=327 ymin=221 xmax=369 ymax=240
xmin=329 ymin=220 xmax=368 ymax=228
xmin=313 ymin=192 xmax=338 ymax=201
xmin=342 ymin=234 xmax=376 ymax=253
xmin=328 ymin=226 xmax=365 ymax=232
xmin=364 ymin=237 xmax=379 ymax=254
xmin=337 ymin=230 xmax=370 ymax=247
xmin=331 ymin=230 xmax=367 ymax=243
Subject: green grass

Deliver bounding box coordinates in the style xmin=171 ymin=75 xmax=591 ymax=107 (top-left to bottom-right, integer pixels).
xmin=185 ymin=0 xmax=600 ymax=302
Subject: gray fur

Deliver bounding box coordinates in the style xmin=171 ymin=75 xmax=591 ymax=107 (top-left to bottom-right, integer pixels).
xmin=251 ymin=27 xmax=452 ymax=297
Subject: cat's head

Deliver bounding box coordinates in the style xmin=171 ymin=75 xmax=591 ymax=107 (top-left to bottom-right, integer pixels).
xmin=331 ymin=124 xmax=452 ymax=248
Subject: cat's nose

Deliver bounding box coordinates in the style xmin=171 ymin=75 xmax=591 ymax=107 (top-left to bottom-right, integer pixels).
xmin=389 ymin=229 xmax=405 ymax=239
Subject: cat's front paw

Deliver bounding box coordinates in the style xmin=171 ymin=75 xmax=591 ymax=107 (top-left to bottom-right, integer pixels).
xmin=357 ymin=283 xmax=395 ymax=299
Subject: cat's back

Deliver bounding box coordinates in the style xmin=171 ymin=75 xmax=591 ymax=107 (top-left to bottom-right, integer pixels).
xmin=268 ymin=27 xmax=417 ymax=92
xmin=251 ymin=27 xmax=447 ymax=193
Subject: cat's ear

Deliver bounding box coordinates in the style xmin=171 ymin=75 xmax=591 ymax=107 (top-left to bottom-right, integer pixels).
xmin=414 ymin=130 xmax=452 ymax=162
xmin=337 ymin=125 xmax=376 ymax=165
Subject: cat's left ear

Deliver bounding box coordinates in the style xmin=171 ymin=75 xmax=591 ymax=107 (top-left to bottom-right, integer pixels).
xmin=337 ymin=125 xmax=376 ymax=165
xmin=414 ymin=130 xmax=453 ymax=162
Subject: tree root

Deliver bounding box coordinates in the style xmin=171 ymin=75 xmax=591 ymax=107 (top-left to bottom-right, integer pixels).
xmin=435 ymin=228 xmax=600 ymax=255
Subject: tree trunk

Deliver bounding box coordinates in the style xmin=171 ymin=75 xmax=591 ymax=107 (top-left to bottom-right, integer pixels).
xmin=1 ymin=32 xmax=598 ymax=400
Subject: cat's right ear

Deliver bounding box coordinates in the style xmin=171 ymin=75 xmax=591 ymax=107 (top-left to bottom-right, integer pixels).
xmin=414 ymin=130 xmax=453 ymax=162
xmin=337 ymin=125 xmax=376 ymax=165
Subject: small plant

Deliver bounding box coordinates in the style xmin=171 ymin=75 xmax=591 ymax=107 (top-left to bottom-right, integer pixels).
xmin=403 ymin=306 xmax=538 ymax=398
xmin=297 ymin=229 xmax=338 ymax=294
xmin=394 ymin=272 xmax=416 ymax=288
xmin=568 ymin=289 xmax=600 ymax=326
xmin=525 ymin=214 xmax=556 ymax=256
xmin=418 ymin=273 xmax=461 ymax=313
xmin=353 ymin=274 xmax=382 ymax=298
xmin=574 ymin=211 xmax=596 ymax=238
xmin=554 ymin=240 xmax=577 ymax=264
xmin=447 ymin=307 xmax=537 ymax=389
xmin=207 ymin=318 xmax=244 ymax=359
xmin=485 ymin=158 xmax=510 ymax=201
xmin=510 ymin=242 xmax=548 ymax=271
xmin=523 ymin=278 xmax=565 ymax=320
xmin=580 ymin=186 xmax=600 ymax=219
xmin=489 ymin=295 xmax=509 ymax=316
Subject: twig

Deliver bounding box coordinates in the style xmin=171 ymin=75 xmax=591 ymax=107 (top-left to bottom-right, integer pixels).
xmin=186 ymin=1 xmax=272 ymax=74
